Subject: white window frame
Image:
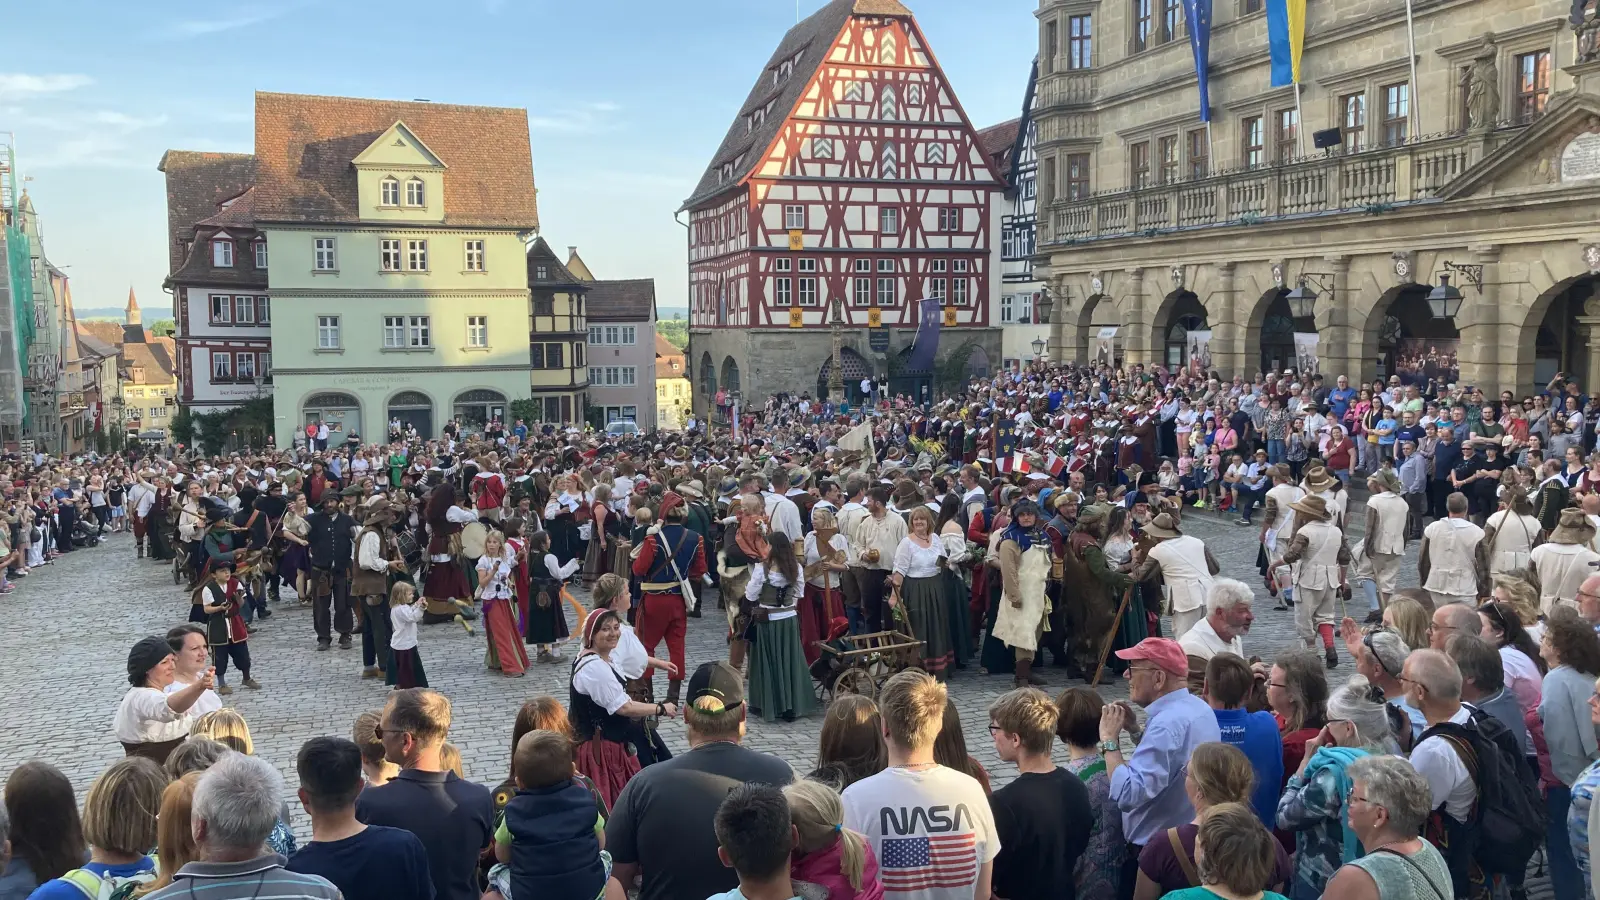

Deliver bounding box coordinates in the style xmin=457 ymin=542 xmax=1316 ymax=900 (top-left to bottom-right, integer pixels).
xmin=314 ymin=238 xmax=337 ymax=271
xmin=256 ymin=295 xmax=271 ymax=324
xmin=877 ymin=276 xmax=895 ymax=306
xmin=1020 ymin=292 xmax=1033 ymax=323
xmin=380 ymin=239 xmax=402 ymax=271
xmin=467 ymin=315 xmax=488 ymax=348
xmin=1001 ymin=294 xmax=1015 ymax=323
xmin=464 ymin=239 xmax=485 ymax=272
xmin=405 ymin=178 xmax=425 ymax=207
xmin=210 ymin=294 xmax=231 ymax=324
xmin=929 ymin=277 xmax=947 ymax=300
xmin=383 ymin=315 xmax=407 ymax=348
xmin=588 ymin=326 xmax=602 ymax=344
xmin=212 ymin=352 xmax=232 ymax=381
xmin=234 ymin=295 xmax=255 ymax=324
xmin=623 ymin=326 xmax=636 ymax=344
xmin=775 ymin=258 xmax=791 ymax=272
xmin=799 ymin=277 xmax=818 ymax=306
xmin=798 ymin=258 xmax=817 ymax=273
xmin=775 ymin=277 xmax=793 ymax=305
xmin=588 ymin=367 xmax=602 ymax=384
xmin=952 ymin=276 xmax=969 ymax=306
xmin=406 ymin=239 xmax=428 ymax=272
xmin=854 ymin=277 xmax=872 ymax=307
xmin=253 ymin=240 xmax=267 ymax=269
xmin=621 ymin=368 xmax=637 ymax=387
xmin=407 ymin=315 xmax=431 ymax=348
xmin=605 ymin=325 xmax=619 ymax=344
xmin=212 ymin=240 xmax=234 ymax=267
xmin=380 ymin=177 xmax=400 ymax=206
xmin=317 ymin=315 xmax=341 ymax=349
xmin=784 ymin=204 xmax=805 ymax=229
xmin=235 ymin=352 xmax=255 ymax=380
xmin=879 ymin=207 xmax=899 ymax=234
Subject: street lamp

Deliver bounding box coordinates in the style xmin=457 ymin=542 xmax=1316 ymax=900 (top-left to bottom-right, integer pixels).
xmin=1284 ymin=273 xmax=1333 ymax=319
xmin=1426 ymin=261 xmax=1482 ymax=319
xmin=1031 ymin=336 xmax=1047 ymax=360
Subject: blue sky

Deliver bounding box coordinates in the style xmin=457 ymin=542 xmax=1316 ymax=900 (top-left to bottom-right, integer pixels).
xmin=4 ymin=0 xmax=1036 ymax=318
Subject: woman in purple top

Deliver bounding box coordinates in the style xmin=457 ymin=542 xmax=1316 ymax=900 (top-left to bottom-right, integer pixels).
xmin=1055 ymin=687 xmax=1127 ymax=900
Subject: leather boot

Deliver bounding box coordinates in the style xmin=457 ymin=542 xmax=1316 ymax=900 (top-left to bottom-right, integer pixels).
xmin=1013 ymin=659 xmax=1032 ymax=689
xmin=665 ymin=679 xmax=683 ymax=708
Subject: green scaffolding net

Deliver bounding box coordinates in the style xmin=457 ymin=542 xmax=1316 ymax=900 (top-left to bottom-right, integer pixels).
xmin=4 ymin=223 xmax=32 ymax=426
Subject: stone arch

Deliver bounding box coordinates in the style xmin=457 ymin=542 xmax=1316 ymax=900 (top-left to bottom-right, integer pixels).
xmin=818 ymin=347 xmax=874 ymax=402
xmin=452 ymin=388 xmax=507 ymax=433
xmin=720 ymin=356 xmax=742 ymax=395
xmin=1067 ymin=291 xmax=1117 ymax=366
xmin=1518 ymin=272 xmax=1597 ymax=394
xmin=1242 ymin=287 xmax=1317 ymax=377
xmin=385 ymin=389 xmax=434 ymax=438
xmin=698 ymin=351 xmax=716 ymax=402
xmin=300 ymin=390 xmax=362 ymax=442
xmin=1148 ymin=290 xmax=1208 ymax=371
xmin=1355 ymin=283 xmax=1458 ymax=387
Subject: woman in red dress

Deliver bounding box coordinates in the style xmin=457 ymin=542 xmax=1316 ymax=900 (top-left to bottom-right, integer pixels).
xmin=569 ymin=609 xmax=678 ymax=807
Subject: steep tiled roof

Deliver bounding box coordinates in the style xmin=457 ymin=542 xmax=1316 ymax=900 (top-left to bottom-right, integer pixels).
xmin=655 ymin=334 xmax=686 ymax=376
xmin=526 ymin=237 xmax=586 ymax=288
xmin=197 ymin=187 xmax=256 ymax=228
xmin=76 ymin=328 xmax=117 ymax=360
xmin=654 ymin=333 xmax=680 ymax=357
xmin=253 ymin=92 xmax=538 ymax=228
xmin=121 ymin=341 xmax=175 ymax=384
xmin=683 ymin=0 xmax=903 ymax=209
xmin=157 ymin=151 xmax=255 ymax=275
xmin=978 ymin=119 xmax=1022 ymax=184
xmin=78 ymin=321 xmax=125 ymax=348
xmin=168 ymin=223 xmax=269 ymax=289
xmin=586 ymin=279 xmax=656 ymax=321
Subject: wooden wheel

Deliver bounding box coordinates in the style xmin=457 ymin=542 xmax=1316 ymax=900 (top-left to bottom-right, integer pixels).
xmin=833 ymin=667 xmax=877 ymax=702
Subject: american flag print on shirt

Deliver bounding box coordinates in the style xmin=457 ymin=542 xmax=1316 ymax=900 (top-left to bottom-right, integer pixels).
xmin=880 ymin=831 xmax=978 ymax=893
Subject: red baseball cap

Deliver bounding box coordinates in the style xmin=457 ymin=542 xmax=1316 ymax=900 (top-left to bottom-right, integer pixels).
xmin=1114 ymin=637 xmax=1188 ymax=677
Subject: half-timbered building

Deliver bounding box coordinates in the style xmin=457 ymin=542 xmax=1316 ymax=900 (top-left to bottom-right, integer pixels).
xmin=684 ymin=0 xmax=1003 ymax=409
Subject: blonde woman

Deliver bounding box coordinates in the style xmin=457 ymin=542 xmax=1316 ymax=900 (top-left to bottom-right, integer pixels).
xmin=30 ymin=757 xmax=163 ymax=897
xmin=785 ymin=779 xmax=882 ymax=899
xmin=133 ymin=774 xmax=201 ymax=897
xmin=278 ymin=491 xmax=312 ymax=601
xmin=477 ymin=529 xmax=528 ymax=676
xmin=582 ymin=483 xmax=616 ymax=586
xmin=191 ymin=708 xmax=253 ymax=754
xmin=890 ymin=506 xmax=951 ymax=677
xmin=544 ymin=475 xmax=585 ymax=566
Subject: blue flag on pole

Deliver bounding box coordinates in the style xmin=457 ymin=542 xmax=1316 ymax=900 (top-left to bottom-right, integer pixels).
xmin=1266 ymin=0 xmax=1307 ymax=87
xmin=1183 ymin=0 xmax=1214 ymax=121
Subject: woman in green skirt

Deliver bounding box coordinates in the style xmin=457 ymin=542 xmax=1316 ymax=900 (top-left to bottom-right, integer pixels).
xmin=935 ymin=494 xmax=974 ymax=668
xmin=744 ymin=536 xmax=816 ymax=722
xmin=892 ymin=507 xmax=953 ymax=678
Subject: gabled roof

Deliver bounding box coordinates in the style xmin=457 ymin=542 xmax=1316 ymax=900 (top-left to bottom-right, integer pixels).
xmin=654 ymin=333 xmax=682 ymax=358
xmin=157 ymin=151 xmax=255 ymax=275
xmin=526 ymin=237 xmax=586 ymax=288
xmin=168 ymin=222 xmax=270 ymax=289
xmin=586 ymin=279 xmax=657 ymax=321
xmin=197 ymin=187 xmax=257 ymax=228
xmin=565 ymin=247 xmax=595 ymax=281
xmin=978 ymin=118 xmax=1022 ymax=185
xmin=1438 ymin=93 xmax=1600 ymax=200
xmin=121 ymin=340 xmax=175 ymax=384
xmin=682 ymin=0 xmax=913 ymax=210
xmin=252 ymin=92 xmax=538 ymax=228
xmin=78 ymin=321 xmax=125 ymax=349
xmin=75 ymin=328 xmax=117 ymax=360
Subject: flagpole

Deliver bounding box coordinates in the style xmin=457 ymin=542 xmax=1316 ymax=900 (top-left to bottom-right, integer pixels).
xmin=1294 ymin=82 xmax=1306 ymax=157
xmin=1205 ymin=121 xmax=1215 ymax=167
xmin=1403 ymin=0 xmax=1420 ymax=136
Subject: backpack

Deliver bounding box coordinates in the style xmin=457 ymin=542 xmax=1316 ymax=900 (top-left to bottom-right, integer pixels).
xmin=59 ymin=867 xmax=157 ymax=900
xmin=1417 ymin=708 xmax=1545 ymax=875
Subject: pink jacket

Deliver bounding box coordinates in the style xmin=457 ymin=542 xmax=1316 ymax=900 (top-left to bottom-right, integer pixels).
xmin=792 ymin=835 xmax=885 ymax=900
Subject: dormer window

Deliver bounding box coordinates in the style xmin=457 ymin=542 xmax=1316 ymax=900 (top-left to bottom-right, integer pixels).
xmin=212 ymin=239 xmax=234 ymax=268
xmin=536 ymin=265 xmax=548 ymax=279
xmin=405 ymin=178 xmax=425 ymax=207
xmin=380 ymin=177 xmax=400 ymax=206
xmin=253 ymin=239 xmax=267 ymax=269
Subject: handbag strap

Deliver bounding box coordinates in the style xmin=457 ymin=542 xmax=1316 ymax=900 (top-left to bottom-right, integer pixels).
xmin=1373 ymin=848 xmax=1451 ymax=900
xmin=1167 ymin=827 xmax=1200 ymax=887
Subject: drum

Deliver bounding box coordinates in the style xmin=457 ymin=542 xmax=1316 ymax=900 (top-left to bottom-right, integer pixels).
xmin=395 ymin=530 xmax=423 ymax=569
xmin=460 ymin=521 xmax=489 ymax=559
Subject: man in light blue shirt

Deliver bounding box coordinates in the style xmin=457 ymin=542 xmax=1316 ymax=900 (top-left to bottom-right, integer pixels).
xmin=1098 ymin=637 xmax=1222 ymax=849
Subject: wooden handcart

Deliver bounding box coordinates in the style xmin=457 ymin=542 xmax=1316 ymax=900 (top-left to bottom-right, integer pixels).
xmin=810 ymin=625 xmax=925 ymax=703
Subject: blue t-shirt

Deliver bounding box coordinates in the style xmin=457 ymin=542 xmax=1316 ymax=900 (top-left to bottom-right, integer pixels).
xmin=27 ymin=859 xmax=155 ymax=900
xmin=1376 ymin=417 xmax=1399 ymax=446
xmin=1329 ymin=387 xmax=1357 ymax=419
xmin=287 ymin=825 xmax=435 ymax=900
xmin=1214 ymin=707 xmax=1284 ymax=827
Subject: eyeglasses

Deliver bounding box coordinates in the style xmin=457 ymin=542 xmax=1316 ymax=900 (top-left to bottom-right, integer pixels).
xmin=1268 ymin=681 xmax=1289 ymax=689
xmin=986 ymin=724 xmax=1004 ymax=735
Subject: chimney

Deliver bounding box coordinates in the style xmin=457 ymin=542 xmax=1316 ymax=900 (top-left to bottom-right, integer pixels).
xmin=568 ymin=246 xmax=577 ymax=259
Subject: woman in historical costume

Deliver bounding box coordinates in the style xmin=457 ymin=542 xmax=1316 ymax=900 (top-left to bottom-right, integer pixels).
xmin=525 ymin=530 xmax=579 ymax=662
xmin=890 ymin=507 xmax=953 ymax=678
xmin=979 ymin=490 xmax=1019 ymax=676
xmin=743 ymin=537 xmax=816 ymax=722
xmin=581 ymin=483 xmax=616 ymax=585
xmin=935 ymin=494 xmax=974 ymax=669
xmin=992 ymin=499 xmax=1053 ymax=688
xmin=387 ymin=444 xmax=408 ymax=489
xmin=146 ymin=478 xmax=176 ymax=562
xmin=113 ymin=636 xmax=209 ymax=765
xmin=422 ymin=483 xmax=477 ymax=625
xmin=277 ymin=491 xmax=312 ymax=602
xmin=476 ymin=530 xmax=529 ymax=677
xmin=590 ymin=572 xmax=676 ymax=762
xmin=800 ymin=507 xmax=848 ymax=666
xmin=544 ymin=475 xmax=584 ymax=566
xmin=569 ymin=608 xmax=678 ymax=808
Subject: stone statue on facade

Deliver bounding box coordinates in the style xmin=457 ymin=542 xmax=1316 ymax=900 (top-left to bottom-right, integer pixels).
xmin=1461 ymin=37 xmax=1501 ymax=131
xmin=1575 ymin=1 xmax=1600 ymax=64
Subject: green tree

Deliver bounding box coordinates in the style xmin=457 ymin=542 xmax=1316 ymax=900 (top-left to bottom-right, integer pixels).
xmin=149 ymin=318 xmax=176 ymax=337
xmin=169 ymin=406 xmax=195 ymax=447
xmin=658 ymin=318 xmax=688 ymax=350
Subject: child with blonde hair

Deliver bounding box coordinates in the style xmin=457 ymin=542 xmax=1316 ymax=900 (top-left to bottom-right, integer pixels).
xmin=388 ymin=582 xmax=429 ymax=688
xmin=785 ymin=779 xmax=883 ymax=899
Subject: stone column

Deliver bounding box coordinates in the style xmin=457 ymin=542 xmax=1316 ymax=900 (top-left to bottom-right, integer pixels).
xmin=1050 ymin=275 xmax=1069 ymax=365
xmin=1316 ymin=255 xmax=1359 ymax=380
xmin=1210 ymin=263 xmax=1241 ymax=378
xmin=1454 ymin=245 xmax=1503 ymax=390
xmin=1578 ymin=316 xmax=1600 ymax=398
xmin=1123 ymin=268 xmax=1150 ymax=365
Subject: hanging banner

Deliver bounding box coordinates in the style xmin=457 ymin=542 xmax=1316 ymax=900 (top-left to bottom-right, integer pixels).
xmin=867 ymin=307 xmax=882 ymax=328
xmin=788 ymin=230 xmax=804 ymax=251
xmin=943 ymin=305 xmax=957 ymax=327
xmin=1183 ymin=0 xmax=1215 ymax=120
xmin=906 ymin=298 xmax=944 ymax=371
xmin=1094 ymin=326 xmax=1120 ymax=368
xmin=1293 ymin=332 xmax=1321 ymax=377
xmin=1266 ymin=0 xmax=1308 ymax=87
xmin=788 ymin=306 xmax=804 ymax=328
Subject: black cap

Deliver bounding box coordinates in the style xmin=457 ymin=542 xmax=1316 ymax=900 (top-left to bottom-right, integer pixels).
xmin=127 ymin=636 xmax=173 ymax=687
xmin=686 ymin=661 xmax=744 ymax=712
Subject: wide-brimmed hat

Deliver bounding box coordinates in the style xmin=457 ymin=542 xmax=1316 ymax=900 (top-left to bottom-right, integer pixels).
xmin=677 ymin=480 xmax=705 ymax=500
xmin=891 ymin=481 xmax=922 ymax=509
xmin=1375 ymin=470 xmax=1404 ymax=494
xmin=1303 ymin=467 xmax=1337 ymax=492
xmin=1288 ymin=494 xmax=1332 ymax=521
xmin=1142 ymin=513 xmax=1182 ymax=540
xmin=363 ymin=499 xmax=393 ymax=526
xmin=1549 ymin=507 xmax=1597 ymax=545
xmin=1077 ymin=503 xmax=1112 ymax=526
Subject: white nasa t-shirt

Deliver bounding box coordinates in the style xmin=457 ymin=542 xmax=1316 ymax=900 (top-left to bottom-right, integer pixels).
xmin=842 ymin=765 xmax=999 ymax=900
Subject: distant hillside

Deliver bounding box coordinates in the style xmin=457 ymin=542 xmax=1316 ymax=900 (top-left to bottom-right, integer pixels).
xmin=76 ymin=307 xmax=136 ymax=321
xmin=657 ymin=306 xmax=688 ymax=321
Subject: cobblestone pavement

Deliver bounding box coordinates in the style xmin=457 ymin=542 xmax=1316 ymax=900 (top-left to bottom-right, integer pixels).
xmin=0 ymin=514 xmax=1422 ymax=823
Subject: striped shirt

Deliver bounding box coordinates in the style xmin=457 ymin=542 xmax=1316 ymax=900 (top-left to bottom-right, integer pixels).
xmin=142 ymin=855 xmax=343 ymax=900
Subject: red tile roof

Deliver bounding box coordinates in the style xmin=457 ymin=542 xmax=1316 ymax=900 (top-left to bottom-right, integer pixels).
xmin=157 ymin=151 xmax=255 ymax=275
xmin=252 ymin=92 xmax=538 ymax=228
xmin=978 ymin=118 xmax=1022 ymax=183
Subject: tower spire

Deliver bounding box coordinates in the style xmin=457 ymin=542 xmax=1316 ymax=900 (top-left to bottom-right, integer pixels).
xmin=125 ymin=286 xmax=141 ymax=326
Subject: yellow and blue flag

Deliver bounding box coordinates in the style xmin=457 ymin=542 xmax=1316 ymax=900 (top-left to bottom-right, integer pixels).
xmin=1266 ymin=0 xmax=1307 ymax=87
xmin=1183 ymin=0 xmax=1214 ymax=121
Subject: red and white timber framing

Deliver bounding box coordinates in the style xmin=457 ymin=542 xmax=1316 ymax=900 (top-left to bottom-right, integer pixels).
xmin=688 ymin=12 xmax=1001 ymax=331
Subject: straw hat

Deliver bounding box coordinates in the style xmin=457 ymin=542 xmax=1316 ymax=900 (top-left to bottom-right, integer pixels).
xmin=1288 ymin=494 xmax=1332 ymax=522
xmin=1548 ymin=507 xmax=1597 ymax=546
xmin=1142 ymin=513 xmax=1182 ymax=540
xmin=1303 ymin=467 xmax=1337 ymax=492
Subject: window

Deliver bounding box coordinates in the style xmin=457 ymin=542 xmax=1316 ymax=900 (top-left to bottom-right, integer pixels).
xmin=1241 ymin=116 xmax=1264 ymax=168
xmin=381 ymin=178 xmax=400 ymax=206
xmin=314 ymin=238 xmax=337 ymax=271
xmin=381 ymin=239 xmax=402 ymax=271
xmin=464 ymin=240 xmax=485 ymax=271
xmin=1340 ymin=92 xmax=1366 ymax=151
xmin=1001 ymin=293 xmax=1015 ymax=323
xmin=877 ymin=273 xmax=896 ymax=306
xmin=1069 ymin=16 xmax=1092 ymax=69
xmin=1276 ymin=108 xmax=1299 ymax=160
xmin=407 ymin=240 xmax=428 ymax=271
xmin=574 ymin=344 xmax=583 ymax=367
xmin=799 ymin=258 xmax=817 ymax=273
xmin=234 ymin=295 xmax=255 ymax=324
xmin=1044 ymin=19 xmax=1059 ymax=74
xmin=535 ymin=265 xmax=549 ymax=279
xmin=621 ymin=326 xmax=635 ymax=344
xmin=256 ymin=295 xmax=270 ymax=324
xmin=775 ymin=258 xmax=791 ymax=273
xmin=605 ymin=325 xmax=620 ymax=344
xmin=235 ymin=352 xmax=255 ymax=380
xmin=384 ymin=316 xmax=407 ymax=348
xmin=1188 ymin=129 xmax=1209 ymax=178
xmin=1019 ymin=292 xmax=1033 ymax=323
xmin=938 ymin=207 xmax=960 ymax=231
xmin=212 ymin=352 xmax=232 ymax=381
xmin=405 ymin=178 xmax=425 ymax=206
xmin=776 ymin=277 xmax=793 ymax=305
xmin=545 ymin=342 xmax=564 ymax=368
xmin=1379 ymin=82 xmax=1410 ymax=146
xmin=317 ymin=315 xmax=340 ymax=349
xmin=588 ymin=326 xmax=602 ymax=344
xmin=408 ymin=315 xmax=431 ymax=347
xmin=1161 ymin=0 xmax=1181 ymax=43
xmin=1065 ymin=153 xmax=1091 ymax=200
xmin=253 ymin=240 xmax=267 ymax=269
xmin=1157 ymin=136 xmax=1179 ymax=184
xmin=951 ymin=274 xmax=969 ymax=306
xmin=799 ymin=278 xmax=818 ymax=306
xmin=1242 ymin=0 xmax=1263 ymax=11
xmin=531 ymin=344 xmax=545 ymax=368
xmin=1130 ymin=141 xmax=1151 ymax=190
xmin=880 ymin=207 xmax=899 ymax=234
xmin=533 ymin=295 xmax=553 ymax=316
xmin=212 ymin=240 xmax=233 ymax=267
xmin=260 ymin=352 xmax=271 ymax=380
xmin=1516 ymin=51 xmax=1551 ymax=123
xmin=467 ymin=315 xmax=488 ymax=348
xmin=854 ymin=276 xmax=872 ymax=306
xmin=785 ymin=205 xmax=805 ymax=229
xmin=1133 ymin=0 xmax=1151 ymax=51
xmin=1041 ymin=156 xmax=1057 ymax=203
xmin=1002 ymin=227 xmax=1018 ymax=258
xmin=210 ymin=294 xmax=231 ymax=324
xmin=929 ymin=272 xmax=946 ymax=300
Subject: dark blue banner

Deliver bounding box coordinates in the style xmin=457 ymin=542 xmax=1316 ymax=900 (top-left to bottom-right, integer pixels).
xmin=906 ymin=298 xmax=944 ymax=371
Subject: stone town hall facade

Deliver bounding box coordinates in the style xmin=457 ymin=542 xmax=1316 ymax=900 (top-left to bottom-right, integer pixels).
xmin=684 ymin=0 xmax=1004 ymax=410
xmin=1030 ymin=0 xmax=1600 ymax=394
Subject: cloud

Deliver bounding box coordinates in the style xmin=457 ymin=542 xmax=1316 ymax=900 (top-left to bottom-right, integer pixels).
xmin=526 ymin=101 xmax=623 ymax=134
xmin=18 ymin=109 xmax=171 ymax=170
xmin=0 ymin=73 xmax=93 ymax=101
xmin=148 ymin=9 xmax=285 ymax=39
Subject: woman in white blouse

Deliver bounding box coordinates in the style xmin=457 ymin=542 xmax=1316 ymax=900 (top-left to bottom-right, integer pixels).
xmin=476 ymin=530 xmax=529 ymax=677
xmin=744 ymin=538 xmax=817 ymax=722
xmin=891 ymin=506 xmax=952 ymax=678
xmin=113 ymin=636 xmax=215 ymax=764
xmin=935 ymin=494 xmax=975 ymax=669
xmin=801 ymin=507 xmax=850 ymax=665
xmin=569 ymin=608 xmax=677 ymax=808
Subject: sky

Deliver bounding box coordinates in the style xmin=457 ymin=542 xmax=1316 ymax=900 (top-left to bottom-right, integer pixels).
xmin=3 ymin=0 xmax=1037 ymax=319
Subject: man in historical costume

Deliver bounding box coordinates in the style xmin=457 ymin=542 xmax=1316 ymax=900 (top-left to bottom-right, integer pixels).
xmin=1352 ymin=470 xmax=1411 ymax=622
xmin=305 ymin=492 xmax=358 ymax=652
xmin=1419 ymin=491 xmax=1486 ymax=608
xmin=993 ymin=499 xmax=1054 ymax=688
xmin=470 ymin=456 xmax=507 ymax=523
xmin=631 ymin=490 xmax=708 ymax=708
xmin=1256 ymin=464 xmax=1304 ymax=609
xmin=1130 ymin=512 xmax=1220 ymax=641
xmin=1532 ymin=458 xmax=1571 ymax=533
xmin=1279 ymin=494 xmax=1352 ymax=669
xmin=1038 ymin=491 xmax=1080 ymax=673
xmin=1529 ymin=507 xmax=1600 ymax=615
xmin=1055 ymin=504 xmax=1133 ymax=676
xmin=353 ymin=500 xmax=405 ymax=679
xmin=678 ymin=480 xmax=715 ymax=618
xmin=127 ymin=470 xmax=155 ymax=558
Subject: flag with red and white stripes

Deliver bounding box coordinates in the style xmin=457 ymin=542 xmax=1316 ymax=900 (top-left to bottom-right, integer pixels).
xmin=880 ymin=832 xmax=979 ymax=893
